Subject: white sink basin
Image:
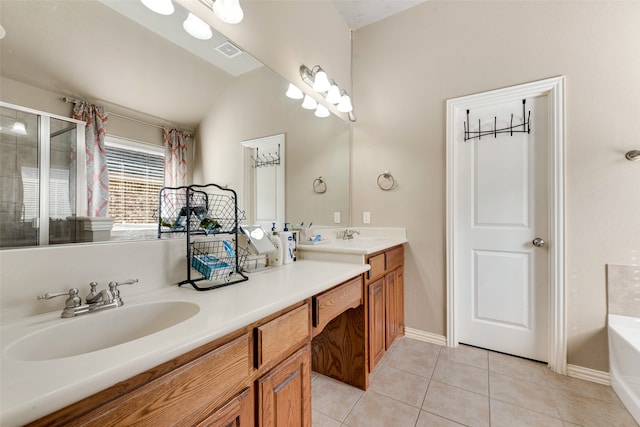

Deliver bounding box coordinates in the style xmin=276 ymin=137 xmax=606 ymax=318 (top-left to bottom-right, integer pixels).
xmin=6 ymin=301 xmax=200 ymax=361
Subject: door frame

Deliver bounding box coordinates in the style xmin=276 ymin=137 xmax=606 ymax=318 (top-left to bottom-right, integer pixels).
xmin=445 ymin=76 xmax=566 ymax=374
xmin=241 ymin=133 xmax=285 ymax=228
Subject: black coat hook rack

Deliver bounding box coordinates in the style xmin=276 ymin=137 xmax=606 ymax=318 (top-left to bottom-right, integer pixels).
xmin=251 ymin=144 xmax=281 ymax=168
xmin=464 ymin=99 xmax=531 ymax=141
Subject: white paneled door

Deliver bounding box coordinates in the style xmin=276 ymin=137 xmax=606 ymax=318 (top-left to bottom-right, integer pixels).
xmin=455 ymin=96 xmax=549 ymax=362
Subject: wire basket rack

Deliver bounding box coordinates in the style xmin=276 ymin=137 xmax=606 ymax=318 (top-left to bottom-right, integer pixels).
xmin=158 ymin=184 xmax=248 ymax=291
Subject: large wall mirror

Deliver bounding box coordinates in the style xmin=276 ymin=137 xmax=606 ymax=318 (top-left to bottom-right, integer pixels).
xmin=0 ymin=0 xmax=350 ymax=248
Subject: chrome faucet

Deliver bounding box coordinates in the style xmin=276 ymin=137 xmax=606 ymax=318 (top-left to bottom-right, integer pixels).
xmin=37 ymin=279 xmax=138 ymax=318
xmin=342 ymin=229 xmax=360 ymax=240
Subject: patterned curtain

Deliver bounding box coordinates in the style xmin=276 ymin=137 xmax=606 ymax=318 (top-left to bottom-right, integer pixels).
xmin=163 ymin=128 xmax=189 ymax=188
xmin=72 ymin=102 xmax=109 ymax=217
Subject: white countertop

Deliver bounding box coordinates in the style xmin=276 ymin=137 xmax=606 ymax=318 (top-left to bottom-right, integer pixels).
xmin=0 ymin=260 xmax=369 ymax=427
xmin=298 ymin=236 xmax=408 ymax=255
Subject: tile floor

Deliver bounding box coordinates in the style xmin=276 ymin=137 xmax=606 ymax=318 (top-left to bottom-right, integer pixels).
xmin=311 ymin=337 xmax=638 ymax=427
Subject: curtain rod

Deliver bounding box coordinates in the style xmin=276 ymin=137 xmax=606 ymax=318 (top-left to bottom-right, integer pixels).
xmin=62 ymin=96 xmax=193 ymax=135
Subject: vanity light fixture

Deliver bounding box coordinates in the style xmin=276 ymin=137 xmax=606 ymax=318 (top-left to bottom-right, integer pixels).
xmin=183 ymin=12 xmax=213 ymax=40
xmin=140 ymin=0 xmax=175 ymax=15
xmin=301 ymin=95 xmax=318 ymax=110
xmin=285 ymin=83 xmax=304 ymax=100
xmin=314 ymin=104 xmax=330 ymax=118
xmin=198 ymin=0 xmax=244 ymax=24
xmin=299 ymin=64 xmax=355 ymax=121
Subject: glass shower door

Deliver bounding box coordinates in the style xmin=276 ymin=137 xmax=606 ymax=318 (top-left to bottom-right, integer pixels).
xmin=0 ymin=103 xmax=85 ymax=248
xmin=0 ymin=106 xmax=40 ymax=247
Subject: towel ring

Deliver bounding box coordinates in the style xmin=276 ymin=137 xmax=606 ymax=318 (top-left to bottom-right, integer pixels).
xmin=313 ymin=177 xmax=327 ymax=194
xmin=377 ymin=171 xmax=395 ymax=191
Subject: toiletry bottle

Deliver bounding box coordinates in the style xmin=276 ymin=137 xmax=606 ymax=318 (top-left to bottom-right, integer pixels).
xmin=268 ymin=233 xmax=282 ymax=266
xmin=280 ymin=231 xmax=294 ymax=264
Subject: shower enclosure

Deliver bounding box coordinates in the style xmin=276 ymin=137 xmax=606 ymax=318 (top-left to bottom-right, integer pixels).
xmin=0 ymin=102 xmax=86 ymax=248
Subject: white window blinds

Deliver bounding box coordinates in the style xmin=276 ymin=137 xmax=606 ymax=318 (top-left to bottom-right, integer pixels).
xmin=105 ymin=138 xmax=164 ymax=225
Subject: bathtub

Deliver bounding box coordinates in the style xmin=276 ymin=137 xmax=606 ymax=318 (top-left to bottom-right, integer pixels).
xmin=609 ymin=314 xmax=640 ymax=424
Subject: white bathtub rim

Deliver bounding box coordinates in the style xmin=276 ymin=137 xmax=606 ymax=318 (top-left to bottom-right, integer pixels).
xmin=608 ymin=314 xmax=640 ymax=425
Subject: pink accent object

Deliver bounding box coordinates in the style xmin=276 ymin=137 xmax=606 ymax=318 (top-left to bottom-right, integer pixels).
xmin=163 ymin=128 xmax=189 ymax=188
xmin=72 ymin=102 xmax=109 ymax=217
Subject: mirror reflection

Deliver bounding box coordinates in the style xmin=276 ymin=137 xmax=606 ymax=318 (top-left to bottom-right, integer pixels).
xmin=0 ymin=0 xmax=350 ymax=249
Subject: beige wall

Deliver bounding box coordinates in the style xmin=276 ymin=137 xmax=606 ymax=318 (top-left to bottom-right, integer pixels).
xmin=351 ymin=0 xmax=640 ymax=371
xmin=193 ymin=67 xmax=350 ymax=226
xmin=1 ymin=77 xmax=166 ymax=147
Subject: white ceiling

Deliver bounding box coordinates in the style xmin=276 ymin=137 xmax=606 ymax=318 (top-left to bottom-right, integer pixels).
xmin=332 ymin=0 xmax=428 ymax=30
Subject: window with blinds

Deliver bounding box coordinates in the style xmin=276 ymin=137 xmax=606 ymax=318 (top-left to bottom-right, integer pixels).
xmin=105 ymin=138 xmax=164 ymax=226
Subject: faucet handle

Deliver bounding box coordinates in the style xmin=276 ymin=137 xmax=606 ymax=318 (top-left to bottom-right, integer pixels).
xmin=37 ymin=288 xmax=79 ymax=302
xmin=37 ymin=288 xmax=82 ymax=312
xmin=108 ymin=279 xmax=138 ymax=306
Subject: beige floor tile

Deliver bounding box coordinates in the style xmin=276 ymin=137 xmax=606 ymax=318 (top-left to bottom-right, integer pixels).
xmin=439 ymin=344 xmax=489 ymax=370
xmin=562 ymin=422 xmax=583 ymax=427
xmin=312 ymin=410 xmax=341 ymax=427
xmin=312 ymin=374 xmax=363 ymax=422
xmin=489 ymin=371 xmax=560 ymax=418
xmin=541 ymin=369 xmax=620 ymax=403
xmin=394 ymin=336 xmax=442 ymax=359
xmin=488 ymin=351 xmax=549 ymax=384
xmin=368 ymin=364 xmax=429 ymax=407
xmin=415 ymin=410 xmax=465 ymax=426
xmin=422 ymin=380 xmax=489 ymax=427
xmin=432 ymin=357 xmax=489 ymax=396
xmin=343 ymin=390 xmax=420 ymax=427
xmin=490 ymin=399 xmax=564 ymax=427
xmin=550 ymin=386 xmax=638 ymax=426
xmin=384 ymin=345 xmax=438 ymax=378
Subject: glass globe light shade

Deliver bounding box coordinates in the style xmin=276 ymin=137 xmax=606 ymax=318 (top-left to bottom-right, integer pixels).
xmin=325 ymin=84 xmax=341 ymax=104
xmin=213 ymin=0 xmax=244 ymax=24
xmin=285 ymin=83 xmax=304 ymax=100
xmin=140 ymin=0 xmax=174 ymax=15
xmin=315 ymin=105 xmax=330 ymax=118
xmin=337 ymin=94 xmax=353 ymax=113
xmin=183 ymin=13 xmax=212 ymax=40
xmin=312 ymin=70 xmax=331 ymax=93
xmin=301 ymin=95 xmax=318 ymax=110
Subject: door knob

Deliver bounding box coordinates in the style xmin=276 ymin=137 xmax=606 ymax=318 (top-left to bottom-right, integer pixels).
xmin=532 ymin=238 xmax=545 ymax=247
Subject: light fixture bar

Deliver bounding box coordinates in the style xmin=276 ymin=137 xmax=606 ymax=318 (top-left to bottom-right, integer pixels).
xmin=299 ymin=64 xmax=355 ymax=121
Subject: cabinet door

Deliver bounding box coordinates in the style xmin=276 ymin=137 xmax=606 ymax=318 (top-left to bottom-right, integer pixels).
xmin=197 ymin=387 xmax=253 ymax=427
xmin=396 ymin=268 xmax=405 ymax=335
xmin=259 ymin=345 xmax=311 ymax=427
xmin=385 ymin=272 xmax=398 ymax=350
xmin=368 ymin=278 xmax=385 ymax=372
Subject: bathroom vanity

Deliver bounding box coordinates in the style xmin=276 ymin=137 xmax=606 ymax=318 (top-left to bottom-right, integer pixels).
xmin=1 ymin=233 xmax=406 ymax=426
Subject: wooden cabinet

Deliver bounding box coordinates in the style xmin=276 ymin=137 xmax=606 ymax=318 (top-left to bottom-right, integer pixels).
xmin=368 ymin=278 xmax=386 ymax=369
xmin=29 ymin=302 xmax=313 ymax=427
xmin=197 ymin=387 xmax=253 ymax=427
xmin=365 ymin=245 xmax=405 ymax=372
xmin=258 ymin=344 xmax=311 ymax=427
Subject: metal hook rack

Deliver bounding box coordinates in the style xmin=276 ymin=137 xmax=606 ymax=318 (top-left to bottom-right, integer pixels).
xmin=251 ymin=144 xmax=281 ymax=168
xmin=464 ymin=99 xmax=531 ymax=141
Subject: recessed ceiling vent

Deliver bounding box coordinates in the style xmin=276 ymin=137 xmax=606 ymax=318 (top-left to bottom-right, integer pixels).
xmin=215 ymin=41 xmax=243 ymax=58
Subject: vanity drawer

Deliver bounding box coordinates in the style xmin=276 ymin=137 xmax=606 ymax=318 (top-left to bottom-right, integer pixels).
xmin=385 ymin=246 xmax=404 ymax=272
xmin=366 ymin=253 xmax=386 ymax=283
xmin=256 ymin=303 xmax=310 ymax=369
xmin=312 ymin=276 xmax=363 ymax=336
xmin=74 ymin=333 xmax=251 ymax=426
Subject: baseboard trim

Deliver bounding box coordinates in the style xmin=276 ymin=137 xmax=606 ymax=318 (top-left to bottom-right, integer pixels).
xmin=566 ymin=364 xmax=610 ymax=385
xmin=404 ymin=327 xmax=447 ymax=346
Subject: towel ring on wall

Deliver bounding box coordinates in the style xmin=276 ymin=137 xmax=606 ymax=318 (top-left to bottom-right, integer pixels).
xmin=625 ymin=150 xmax=640 ymax=161
xmin=313 ymin=177 xmax=327 ymax=193
xmin=377 ymin=171 xmax=395 ymax=191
